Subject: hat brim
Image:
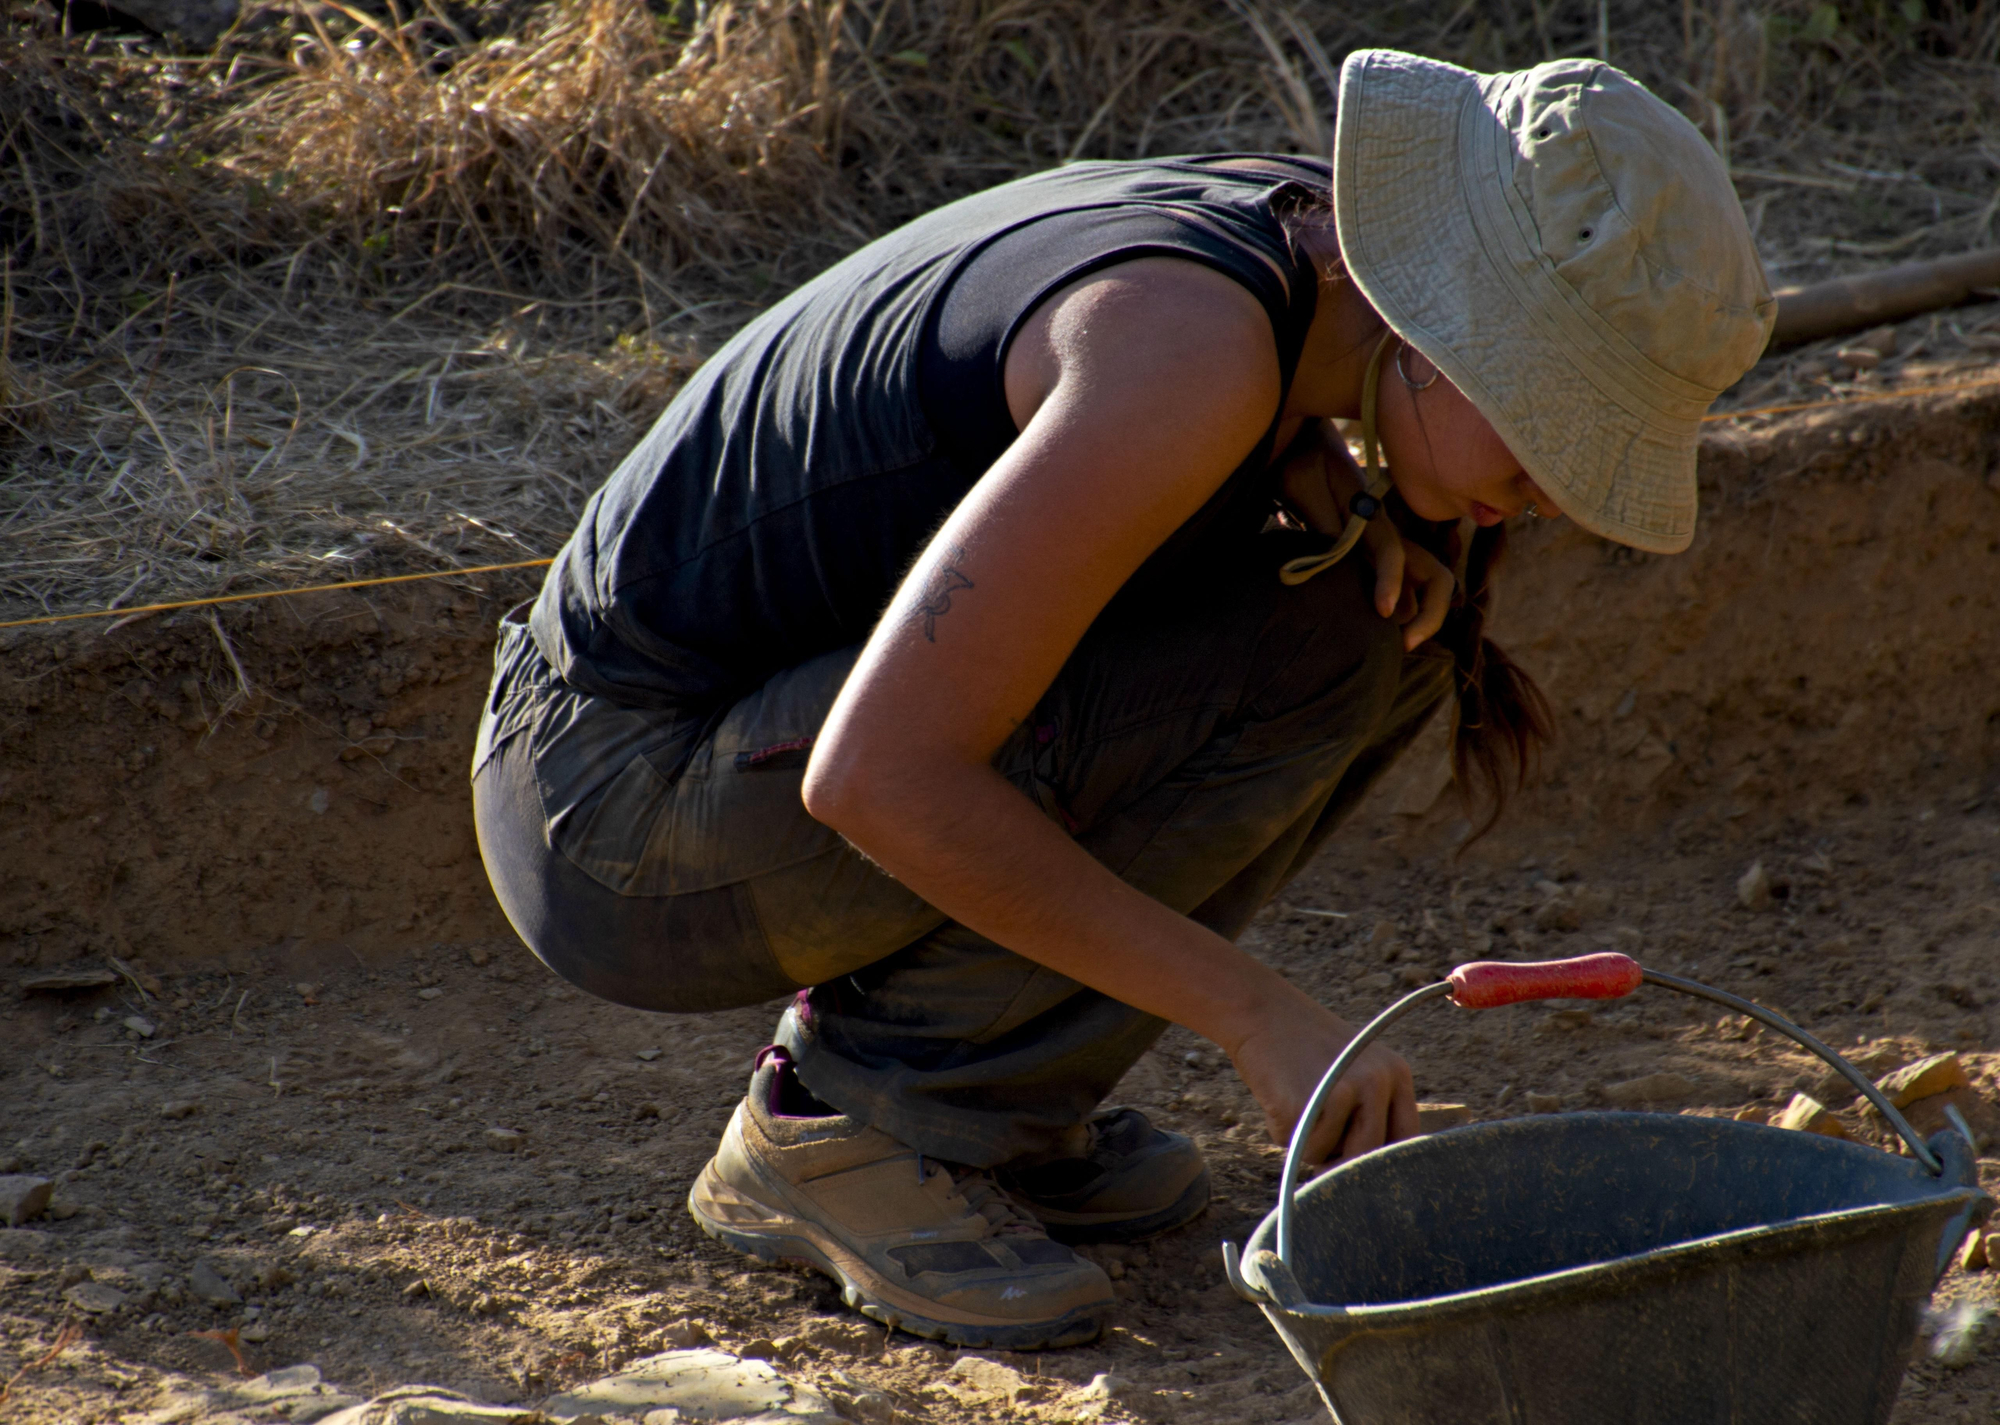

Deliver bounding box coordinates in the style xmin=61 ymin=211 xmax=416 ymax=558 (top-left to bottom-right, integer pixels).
xmin=1332 ymin=50 xmax=1702 ymax=554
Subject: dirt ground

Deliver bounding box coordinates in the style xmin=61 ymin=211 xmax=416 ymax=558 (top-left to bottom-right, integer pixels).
xmin=3 ymin=388 xmax=1999 ymax=1422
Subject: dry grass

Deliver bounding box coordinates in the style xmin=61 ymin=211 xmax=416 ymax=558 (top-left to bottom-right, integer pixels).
xmin=4 ymin=0 xmax=2000 ymax=621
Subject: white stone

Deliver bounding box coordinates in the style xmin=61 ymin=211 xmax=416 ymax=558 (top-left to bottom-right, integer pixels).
xmin=241 ymin=1365 xmax=324 ymax=1399
xmin=316 ymin=1389 xmax=534 ymax=1425
xmin=541 ymin=1349 xmax=841 ymax=1422
xmin=64 ymin=1281 xmax=128 ymax=1313
xmin=1736 ymin=860 xmax=1773 ymax=911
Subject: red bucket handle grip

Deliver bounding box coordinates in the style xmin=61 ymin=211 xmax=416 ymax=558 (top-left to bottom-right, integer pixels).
xmin=1448 ymin=953 xmax=1642 ymax=1009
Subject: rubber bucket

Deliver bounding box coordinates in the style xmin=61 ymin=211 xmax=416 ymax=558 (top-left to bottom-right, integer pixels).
xmin=1224 ymin=956 xmax=1993 ymax=1425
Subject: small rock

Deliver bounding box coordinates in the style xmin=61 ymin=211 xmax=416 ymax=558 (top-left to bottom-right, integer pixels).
xmin=308 ymin=1387 xmax=513 ymax=1422
xmin=636 ymin=1048 xmax=663 ymax=1062
xmin=1077 ymin=1372 xmax=1137 ymax=1401
xmin=189 ymin=1258 xmax=242 ymax=1304
xmin=739 ymin=1338 xmax=782 ymax=1360
xmin=123 ymin=1015 xmax=158 ymax=1038
xmin=1876 ymin=1052 xmax=1970 ymax=1109
xmin=1736 ymin=861 xmax=1773 ymax=911
xmin=840 ymin=1385 xmax=898 ymax=1424
xmin=1061 ymin=1372 xmax=1138 ymax=1419
xmin=47 ymin=1200 xmax=82 ymax=1221
xmin=541 ymin=1348 xmax=839 ymax=1423
xmin=1416 ymin=1103 xmax=1473 ymax=1132
xmin=1773 ymin=1093 xmax=1848 ymax=1139
xmin=159 ymin=1099 xmax=204 ymax=1120
xmin=1962 ymin=1229 xmax=1990 ymax=1272
xmin=64 ymin=1281 xmax=127 ymax=1313
xmin=1892 ymin=1086 xmax=1983 ymax=1143
xmin=294 ymin=982 xmax=319 ymax=1000
xmin=241 ymin=1320 xmax=272 ymax=1343
xmin=417 ymin=986 xmax=445 ymax=1001
xmin=1603 ymin=1073 xmax=1696 ymax=1107
xmin=1732 ymin=1104 xmax=1771 ymax=1125
xmin=1834 ymin=345 xmax=1883 ymax=371
xmin=0 ymin=1153 xmax=18 ymax=1174
xmin=635 ymin=1102 xmax=661 ymax=1121
xmin=484 ymin=1127 xmax=523 ymax=1153
xmin=233 ymin=1364 xmax=323 ymax=1401
xmin=1525 ymin=1092 xmax=1564 ymax=1114
xmin=403 ymin=1278 xmax=432 ymax=1299
xmin=466 ymin=946 xmax=492 ymax=967
xmin=0 ymin=1176 xmax=54 ymax=1226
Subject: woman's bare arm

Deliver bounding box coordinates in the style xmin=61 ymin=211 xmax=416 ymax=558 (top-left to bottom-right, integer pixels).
xmin=803 ymin=257 xmax=1415 ymax=1165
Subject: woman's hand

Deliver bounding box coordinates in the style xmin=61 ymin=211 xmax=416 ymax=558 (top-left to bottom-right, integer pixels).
xmin=1225 ymin=994 xmax=1419 ymax=1167
xmin=1278 ymin=419 xmax=1454 ymax=650
xmin=1362 ymin=517 xmax=1454 ymax=652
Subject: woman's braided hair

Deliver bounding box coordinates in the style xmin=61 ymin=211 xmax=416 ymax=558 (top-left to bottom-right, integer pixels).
xmin=1437 ymin=521 xmax=1552 ymax=844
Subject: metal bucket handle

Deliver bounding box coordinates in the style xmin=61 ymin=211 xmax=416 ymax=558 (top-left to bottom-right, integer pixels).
xmin=1266 ymin=953 xmax=1949 ymax=1271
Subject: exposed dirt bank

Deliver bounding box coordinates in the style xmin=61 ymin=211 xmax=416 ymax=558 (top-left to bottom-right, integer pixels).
xmin=5 ymin=388 xmax=1999 ymax=976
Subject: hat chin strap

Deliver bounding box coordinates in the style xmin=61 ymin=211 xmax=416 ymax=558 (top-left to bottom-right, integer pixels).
xmin=1278 ymin=328 xmax=1397 ymax=587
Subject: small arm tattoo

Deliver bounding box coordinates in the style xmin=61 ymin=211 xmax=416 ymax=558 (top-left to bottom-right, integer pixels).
xmin=910 ymin=548 xmax=974 ymax=643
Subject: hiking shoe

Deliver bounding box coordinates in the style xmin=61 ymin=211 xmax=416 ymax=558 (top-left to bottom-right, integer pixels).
xmin=996 ymin=1108 xmax=1210 ymax=1244
xmin=687 ymin=1049 xmax=1113 ymax=1350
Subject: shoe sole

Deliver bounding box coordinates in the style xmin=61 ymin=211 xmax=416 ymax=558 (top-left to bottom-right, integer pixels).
xmin=687 ymin=1159 xmax=1108 ymax=1351
xmin=1021 ymin=1166 xmax=1213 ymax=1245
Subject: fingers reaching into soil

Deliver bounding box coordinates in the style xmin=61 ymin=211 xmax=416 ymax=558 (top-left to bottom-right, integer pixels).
xmin=1228 ymin=1006 xmax=1419 ymax=1171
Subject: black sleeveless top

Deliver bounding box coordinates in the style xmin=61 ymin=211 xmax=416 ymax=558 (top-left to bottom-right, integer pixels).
xmin=530 ymin=154 xmax=1332 ymax=709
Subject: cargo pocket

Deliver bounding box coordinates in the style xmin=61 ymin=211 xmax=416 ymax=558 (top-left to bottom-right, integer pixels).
xmin=544 ymin=645 xmax=860 ymax=897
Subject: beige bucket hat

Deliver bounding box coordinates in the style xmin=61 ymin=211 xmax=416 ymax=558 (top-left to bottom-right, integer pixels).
xmin=1332 ymin=50 xmax=1775 ymax=553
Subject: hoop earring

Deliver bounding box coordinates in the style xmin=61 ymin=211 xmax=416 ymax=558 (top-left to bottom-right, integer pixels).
xmin=1396 ymin=342 xmax=1440 ymax=392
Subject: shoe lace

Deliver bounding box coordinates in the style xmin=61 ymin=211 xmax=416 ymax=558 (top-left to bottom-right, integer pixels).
xmin=921 ymin=1157 xmax=1042 ymax=1238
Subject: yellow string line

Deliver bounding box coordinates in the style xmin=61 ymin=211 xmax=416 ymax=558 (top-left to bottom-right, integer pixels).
xmin=3 ymin=368 xmax=1998 ymax=635
xmin=0 ymin=558 xmax=553 ymax=631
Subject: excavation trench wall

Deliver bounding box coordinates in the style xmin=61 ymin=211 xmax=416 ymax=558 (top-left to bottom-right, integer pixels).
xmin=3 ymin=388 xmax=1998 ymax=975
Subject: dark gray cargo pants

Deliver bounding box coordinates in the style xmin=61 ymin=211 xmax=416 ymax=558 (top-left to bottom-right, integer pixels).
xmin=471 ymin=546 xmax=1451 ymax=1166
